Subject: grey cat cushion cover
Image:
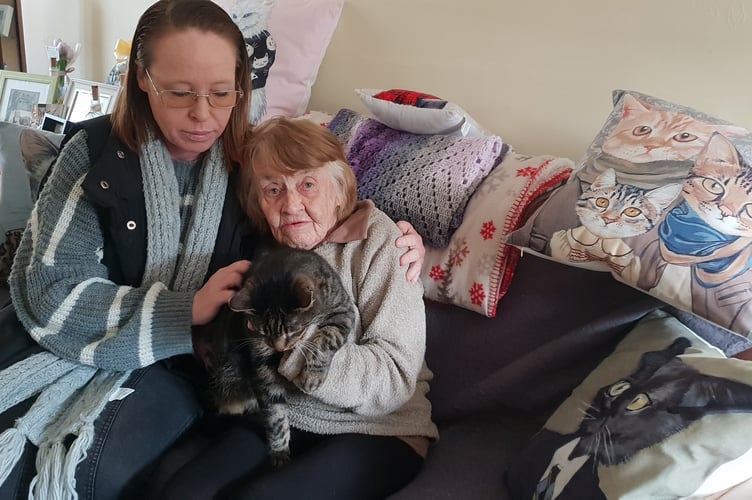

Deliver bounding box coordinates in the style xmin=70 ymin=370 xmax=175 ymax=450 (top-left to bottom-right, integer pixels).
xmin=506 ymin=90 xmax=752 ymax=339
xmin=506 ymin=309 xmax=752 ymax=499
xmin=0 ymin=122 xmax=63 ymax=284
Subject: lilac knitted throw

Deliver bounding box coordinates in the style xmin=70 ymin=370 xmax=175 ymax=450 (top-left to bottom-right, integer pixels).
xmin=328 ymin=108 xmax=505 ymax=247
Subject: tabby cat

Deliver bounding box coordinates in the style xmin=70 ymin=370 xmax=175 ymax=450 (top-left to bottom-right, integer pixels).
xmin=600 ymin=93 xmax=748 ymax=164
xmin=550 ymin=167 xmax=681 ymax=275
xmin=644 ymin=132 xmax=752 ymax=332
xmin=195 ymin=246 xmax=356 ymax=466
xmin=522 ymin=93 xmax=746 ymax=255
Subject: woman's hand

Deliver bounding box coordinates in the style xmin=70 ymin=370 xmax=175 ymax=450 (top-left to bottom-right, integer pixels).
xmin=192 ymin=260 xmax=251 ymax=326
xmin=395 ymin=221 xmax=425 ymax=284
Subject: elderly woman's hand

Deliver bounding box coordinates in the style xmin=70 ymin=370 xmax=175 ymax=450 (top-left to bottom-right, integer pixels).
xmin=192 ymin=260 xmax=251 ymax=326
xmin=395 ymin=221 xmax=425 ymax=284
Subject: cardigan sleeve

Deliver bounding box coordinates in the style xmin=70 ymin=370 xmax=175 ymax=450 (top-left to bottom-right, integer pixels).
xmin=8 ymin=131 xmax=195 ymax=371
xmin=281 ymin=209 xmax=427 ymax=416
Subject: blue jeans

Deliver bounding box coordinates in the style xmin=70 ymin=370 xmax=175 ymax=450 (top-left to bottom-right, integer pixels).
xmin=0 ymin=303 xmax=205 ymax=500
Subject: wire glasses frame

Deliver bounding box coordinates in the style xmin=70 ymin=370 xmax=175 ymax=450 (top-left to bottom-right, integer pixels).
xmin=144 ymin=68 xmax=243 ymax=109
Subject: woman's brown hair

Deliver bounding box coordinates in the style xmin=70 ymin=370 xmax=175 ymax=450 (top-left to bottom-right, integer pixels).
xmin=111 ymin=0 xmax=251 ymax=166
xmin=239 ymin=117 xmax=358 ymax=233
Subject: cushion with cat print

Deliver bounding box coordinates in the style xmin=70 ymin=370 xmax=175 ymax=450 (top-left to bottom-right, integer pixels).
xmin=506 ymin=89 xmax=752 ymax=339
xmin=506 ymin=309 xmax=752 ymax=499
xmin=215 ymin=0 xmax=343 ymax=124
xmin=0 ymin=122 xmax=63 ymax=284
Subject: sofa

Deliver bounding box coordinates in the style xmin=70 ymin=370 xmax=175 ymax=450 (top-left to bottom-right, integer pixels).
xmin=0 ymin=147 xmax=674 ymax=500
xmin=0 ymin=128 xmax=747 ymax=500
xmin=10 ymin=3 xmax=752 ymax=497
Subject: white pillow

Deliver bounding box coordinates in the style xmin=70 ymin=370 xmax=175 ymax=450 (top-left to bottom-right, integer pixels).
xmin=355 ymin=88 xmax=488 ymax=136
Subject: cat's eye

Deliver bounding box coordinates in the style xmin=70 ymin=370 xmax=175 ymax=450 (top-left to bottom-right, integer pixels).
xmin=626 ymin=393 xmax=651 ymax=411
xmin=623 ymin=207 xmax=642 ymax=218
xmin=595 ymin=197 xmax=610 ymax=209
xmin=673 ymin=132 xmax=698 ymax=143
xmin=608 ymin=380 xmax=630 ymax=396
xmin=701 ymin=178 xmax=724 ymax=196
xmin=632 ymin=126 xmax=652 ymax=137
xmin=743 ymin=204 xmax=752 ymax=219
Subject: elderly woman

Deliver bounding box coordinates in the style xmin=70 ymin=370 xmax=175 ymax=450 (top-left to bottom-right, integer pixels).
xmin=152 ymin=117 xmax=438 ymax=500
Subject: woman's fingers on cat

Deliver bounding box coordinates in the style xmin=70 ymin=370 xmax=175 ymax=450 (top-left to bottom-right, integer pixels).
xmin=191 ymin=261 xmax=252 ymax=325
xmin=217 ymin=260 xmax=252 ymax=290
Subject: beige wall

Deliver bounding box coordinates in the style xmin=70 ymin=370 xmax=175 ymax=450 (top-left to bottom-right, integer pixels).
xmin=20 ymin=0 xmax=752 ymax=160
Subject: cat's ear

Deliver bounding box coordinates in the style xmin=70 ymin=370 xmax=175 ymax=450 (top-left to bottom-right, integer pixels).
xmin=712 ymin=124 xmax=750 ymax=139
xmin=229 ymin=278 xmax=255 ymax=312
xmin=588 ymin=168 xmax=617 ymax=191
xmin=645 ymin=183 xmax=682 ymax=211
xmin=291 ymin=275 xmax=315 ymax=311
xmin=621 ymin=94 xmax=652 ymax=118
xmin=694 ymin=132 xmax=741 ymax=170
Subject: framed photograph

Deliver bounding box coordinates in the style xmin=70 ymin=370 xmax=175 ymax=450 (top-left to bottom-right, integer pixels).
xmin=41 ymin=113 xmax=67 ymax=134
xmin=64 ymin=78 xmax=120 ymax=123
xmin=0 ymin=5 xmax=13 ymax=38
xmin=0 ymin=70 xmax=56 ymax=126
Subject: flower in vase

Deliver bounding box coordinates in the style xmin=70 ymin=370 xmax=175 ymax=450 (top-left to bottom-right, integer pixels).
xmin=51 ymin=39 xmax=81 ymax=104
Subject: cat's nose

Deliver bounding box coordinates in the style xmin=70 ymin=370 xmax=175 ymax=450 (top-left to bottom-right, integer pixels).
xmin=273 ymin=338 xmax=288 ymax=352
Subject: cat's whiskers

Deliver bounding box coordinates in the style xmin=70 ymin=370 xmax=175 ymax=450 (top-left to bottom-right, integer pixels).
xmin=577 ymin=402 xmax=597 ymax=420
xmin=295 ymin=338 xmax=327 ymax=365
xmin=603 ymin=425 xmax=615 ymax=466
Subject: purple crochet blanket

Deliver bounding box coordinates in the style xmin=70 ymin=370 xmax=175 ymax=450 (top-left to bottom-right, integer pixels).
xmin=328 ymin=109 xmax=505 ymax=247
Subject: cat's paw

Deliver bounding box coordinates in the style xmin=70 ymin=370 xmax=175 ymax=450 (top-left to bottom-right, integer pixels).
xmin=269 ymin=449 xmax=291 ymax=468
xmin=296 ymin=369 xmax=327 ymax=392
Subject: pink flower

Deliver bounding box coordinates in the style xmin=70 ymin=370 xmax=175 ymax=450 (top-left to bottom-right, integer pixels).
xmin=52 ymin=38 xmax=81 ymax=65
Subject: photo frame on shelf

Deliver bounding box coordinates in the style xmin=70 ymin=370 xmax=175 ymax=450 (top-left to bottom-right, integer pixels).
xmin=63 ymin=78 xmax=120 ymax=123
xmin=0 ymin=70 xmax=56 ymax=126
xmin=0 ymin=5 xmax=14 ymax=38
xmin=41 ymin=113 xmax=67 ymax=134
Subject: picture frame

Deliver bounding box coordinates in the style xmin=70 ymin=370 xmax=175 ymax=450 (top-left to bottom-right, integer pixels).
xmin=63 ymin=78 xmax=120 ymax=123
xmin=41 ymin=112 xmax=67 ymax=134
xmin=0 ymin=5 xmax=14 ymax=38
xmin=0 ymin=70 xmax=56 ymax=126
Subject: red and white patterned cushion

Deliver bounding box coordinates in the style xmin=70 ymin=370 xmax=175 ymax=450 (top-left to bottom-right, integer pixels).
xmin=421 ymin=152 xmax=573 ymax=317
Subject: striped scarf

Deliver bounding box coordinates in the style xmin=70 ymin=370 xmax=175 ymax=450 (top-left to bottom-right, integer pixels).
xmin=0 ymin=135 xmax=227 ymax=499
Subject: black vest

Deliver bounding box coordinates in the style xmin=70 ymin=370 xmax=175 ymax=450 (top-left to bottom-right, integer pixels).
xmin=63 ymin=116 xmax=256 ymax=287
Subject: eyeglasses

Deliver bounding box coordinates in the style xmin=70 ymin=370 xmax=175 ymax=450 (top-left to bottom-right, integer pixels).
xmin=144 ymin=68 xmax=243 ymax=109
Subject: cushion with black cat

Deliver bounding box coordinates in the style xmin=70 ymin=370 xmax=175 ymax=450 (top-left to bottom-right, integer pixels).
xmin=506 ymin=89 xmax=752 ymax=339
xmin=506 ymin=309 xmax=752 ymax=499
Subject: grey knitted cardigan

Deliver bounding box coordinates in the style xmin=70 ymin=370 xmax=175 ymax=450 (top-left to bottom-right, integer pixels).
xmin=3 ymin=130 xmax=228 ymax=498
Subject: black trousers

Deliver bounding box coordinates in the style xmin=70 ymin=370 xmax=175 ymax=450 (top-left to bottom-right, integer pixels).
xmin=147 ymin=422 xmax=423 ymax=500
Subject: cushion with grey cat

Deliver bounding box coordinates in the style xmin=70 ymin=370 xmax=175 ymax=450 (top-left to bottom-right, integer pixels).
xmin=506 ymin=309 xmax=752 ymax=499
xmin=506 ymin=89 xmax=752 ymax=339
xmin=0 ymin=122 xmax=63 ymax=283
